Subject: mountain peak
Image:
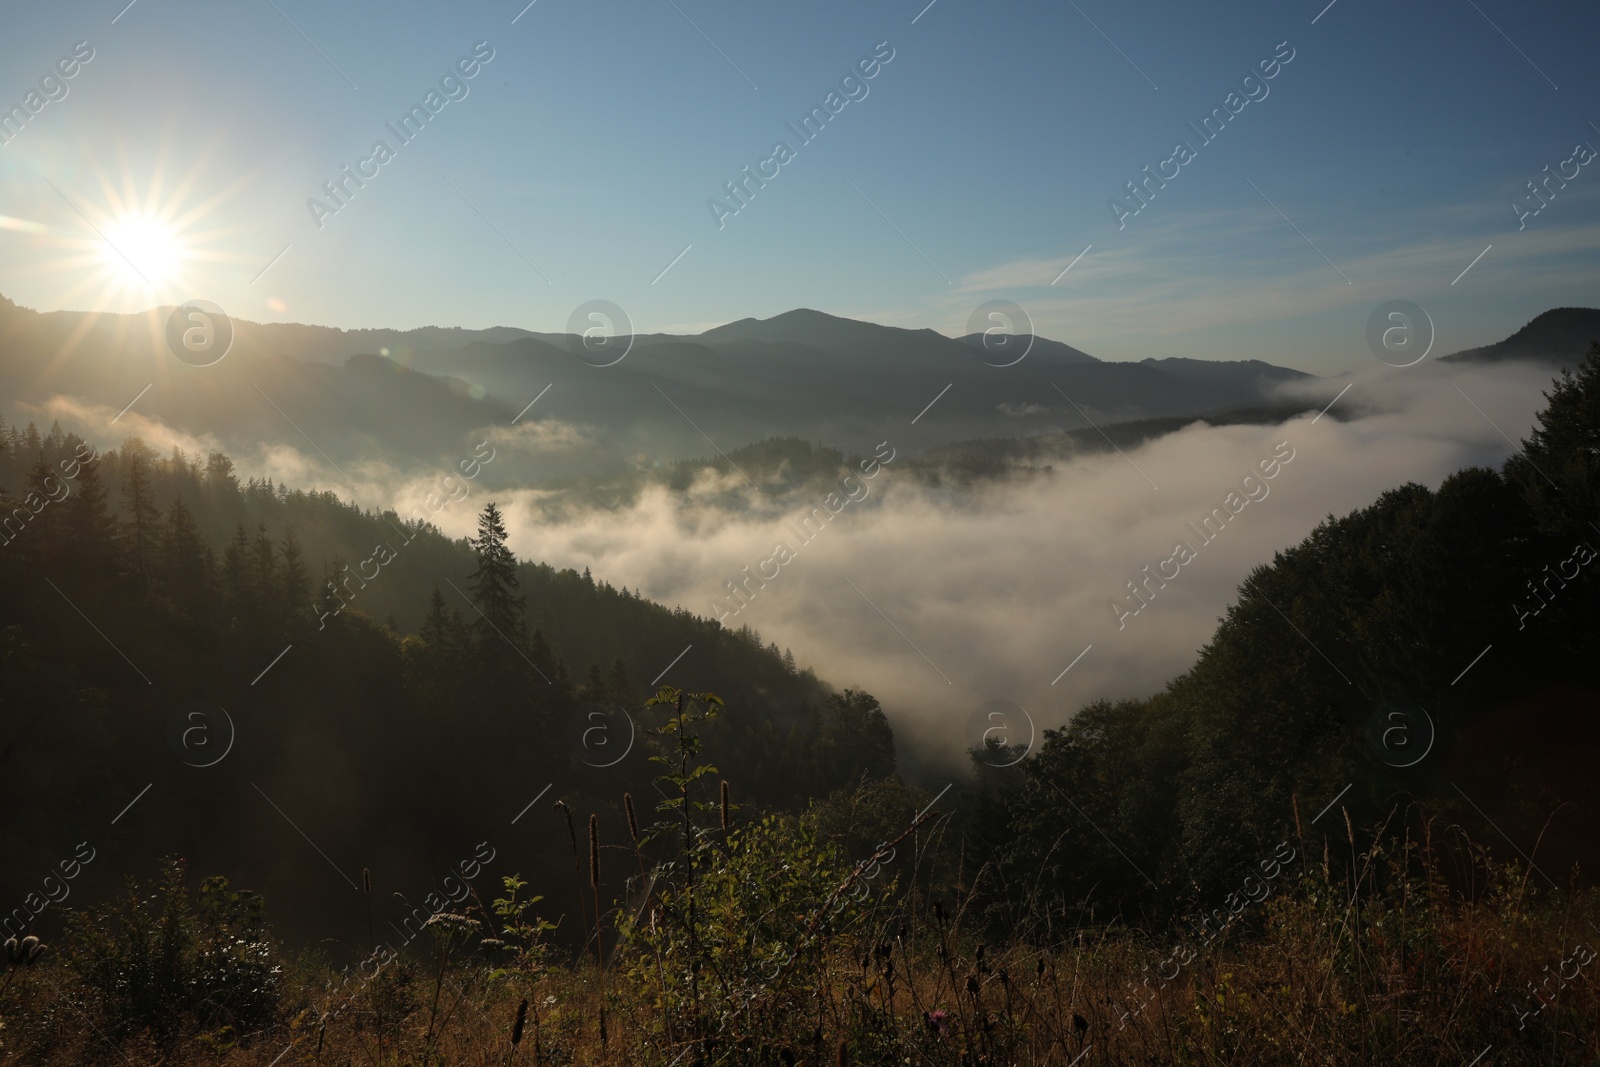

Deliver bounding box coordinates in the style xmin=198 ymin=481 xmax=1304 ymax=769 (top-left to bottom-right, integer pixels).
xmin=1440 ymin=307 xmax=1600 ymax=365
xmin=699 ymin=307 xmax=921 ymax=347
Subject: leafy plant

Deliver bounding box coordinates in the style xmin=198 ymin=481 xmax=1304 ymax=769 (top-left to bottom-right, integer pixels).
xmin=60 ymin=859 xmax=280 ymax=1044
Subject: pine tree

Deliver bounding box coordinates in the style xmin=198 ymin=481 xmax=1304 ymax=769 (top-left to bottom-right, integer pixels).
xmin=168 ymin=445 xmax=191 ymax=497
xmin=249 ymin=522 xmax=279 ymax=627
xmin=119 ymin=444 xmax=160 ymax=592
xmin=468 ymin=502 xmax=526 ymax=651
xmin=419 ymin=586 xmax=464 ymax=655
xmin=529 ymin=629 xmax=560 ymax=685
xmin=0 ymin=477 xmax=14 ymax=551
xmin=583 ymin=663 xmax=607 ymax=703
xmin=206 ymin=452 xmax=239 ymax=495
xmin=827 ymin=689 xmax=897 ymax=780
xmin=608 ymin=659 xmax=637 ymax=710
xmin=18 ymin=455 xmax=64 ymax=567
xmin=252 ymin=523 xmax=277 ymax=588
xmin=279 ymin=526 xmax=310 ymax=626
xmin=316 ymin=558 xmax=349 ymax=624
xmin=64 ymin=452 xmax=118 ymax=585
xmin=411 ymin=586 xmax=468 ymax=709
xmin=1509 ymin=341 xmax=1600 ymax=537
xmin=160 ymin=498 xmax=209 ymax=616
xmin=221 ymin=523 xmax=253 ymax=622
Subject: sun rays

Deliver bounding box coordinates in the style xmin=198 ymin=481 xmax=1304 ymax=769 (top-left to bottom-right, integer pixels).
xmin=24 ymin=138 xmax=257 ymax=313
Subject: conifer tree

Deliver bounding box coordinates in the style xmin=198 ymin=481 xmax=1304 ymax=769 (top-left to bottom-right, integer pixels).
xmin=1508 ymin=341 xmax=1600 ymax=536
xmin=119 ymin=444 xmax=160 ymax=592
xmin=19 ymin=455 xmax=64 ymax=567
xmin=608 ymin=659 xmax=637 ymax=710
xmin=64 ymin=452 xmax=117 ymax=585
xmin=279 ymin=526 xmax=310 ymax=626
xmin=206 ymin=452 xmax=239 ymax=495
xmin=0 ymin=477 xmax=13 ymax=551
xmin=221 ymin=523 xmax=253 ymax=621
xmin=419 ymin=586 xmax=464 ymax=652
xmin=583 ymin=663 xmax=607 ymax=703
xmin=248 ymin=523 xmax=279 ymax=627
xmin=251 ymin=523 xmax=277 ymax=589
xmin=160 ymin=498 xmax=209 ymax=617
xmin=468 ymin=502 xmax=526 ymax=651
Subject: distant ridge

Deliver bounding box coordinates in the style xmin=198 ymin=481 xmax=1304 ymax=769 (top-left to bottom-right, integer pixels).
xmin=1439 ymin=307 xmax=1600 ymax=366
xmin=5 ymin=297 xmax=1584 ymax=482
xmin=960 ymin=333 xmax=1099 ymax=365
xmin=698 ymin=307 xmax=958 ymax=362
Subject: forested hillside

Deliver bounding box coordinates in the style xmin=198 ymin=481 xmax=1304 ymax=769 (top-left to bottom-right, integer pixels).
xmin=0 ymin=419 xmax=896 ymax=950
xmin=970 ymin=343 xmax=1600 ymax=925
xmin=3 ymin=350 xmax=1599 ymax=1064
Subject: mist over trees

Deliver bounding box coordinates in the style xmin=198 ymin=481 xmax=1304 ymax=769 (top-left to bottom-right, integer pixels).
xmin=2 ymin=347 xmax=1599 ymax=1063
xmin=970 ymin=344 xmax=1600 ymax=925
xmin=0 ymin=418 xmax=899 ymax=951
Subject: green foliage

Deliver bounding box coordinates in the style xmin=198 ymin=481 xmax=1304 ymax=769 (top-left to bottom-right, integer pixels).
xmin=0 ymin=425 xmax=897 ymax=965
xmin=1508 ymin=341 xmax=1600 ymax=536
xmin=59 ymin=860 xmax=280 ymax=1043
xmin=618 ymin=812 xmax=879 ymax=1048
xmin=487 ymin=873 xmax=556 ymax=981
xmin=9 ymin=822 xmax=1600 ymax=1064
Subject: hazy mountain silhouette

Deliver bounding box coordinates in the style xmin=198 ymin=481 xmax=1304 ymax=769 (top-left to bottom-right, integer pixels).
xmin=1439 ymin=307 xmax=1600 ymax=366
xmin=399 ymin=308 xmax=1318 ymax=467
xmin=28 ymin=298 xmax=1600 ymax=490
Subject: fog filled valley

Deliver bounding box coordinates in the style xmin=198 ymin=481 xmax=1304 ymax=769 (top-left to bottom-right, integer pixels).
xmin=4 ymin=292 xmax=1600 ymax=1064
xmin=5 ymin=0 xmax=1600 ymax=1061
xmin=4 ymin=297 xmax=1584 ymax=781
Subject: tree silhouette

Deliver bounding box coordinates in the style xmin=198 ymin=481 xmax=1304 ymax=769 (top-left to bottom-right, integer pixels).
xmin=1508 ymin=341 xmax=1600 ymax=537
xmin=468 ymin=502 xmax=526 ymax=655
xmin=119 ymin=442 xmax=160 ymax=594
xmin=279 ymin=526 xmax=310 ymax=628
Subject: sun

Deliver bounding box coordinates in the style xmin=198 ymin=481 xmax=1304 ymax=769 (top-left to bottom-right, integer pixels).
xmin=25 ymin=137 xmax=257 ymax=312
xmin=100 ymin=214 xmax=185 ymax=286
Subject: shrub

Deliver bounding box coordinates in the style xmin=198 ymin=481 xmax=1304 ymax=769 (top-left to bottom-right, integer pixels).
xmin=58 ymin=858 xmax=281 ymax=1045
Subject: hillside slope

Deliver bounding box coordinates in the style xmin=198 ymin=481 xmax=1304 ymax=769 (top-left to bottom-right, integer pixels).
xmin=1440 ymin=306 xmax=1600 ymax=365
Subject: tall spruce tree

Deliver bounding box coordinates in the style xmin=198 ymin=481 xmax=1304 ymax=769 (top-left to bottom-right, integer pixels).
xmin=247 ymin=523 xmax=278 ymax=628
xmin=1508 ymin=341 xmax=1600 ymax=537
xmin=160 ymin=498 xmax=209 ymax=618
xmin=468 ymin=502 xmax=526 ymax=653
xmin=279 ymin=526 xmax=310 ymax=627
xmin=419 ymin=586 xmax=464 ymax=655
xmin=63 ymin=452 xmax=117 ymax=586
xmin=19 ymin=455 xmax=64 ymax=568
xmin=221 ymin=524 xmax=252 ymax=616
xmin=119 ymin=444 xmax=160 ymax=592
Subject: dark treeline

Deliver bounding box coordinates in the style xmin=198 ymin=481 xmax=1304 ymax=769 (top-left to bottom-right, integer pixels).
xmin=0 ymin=418 xmax=896 ymax=954
xmin=969 ymin=345 xmax=1600 ymax=929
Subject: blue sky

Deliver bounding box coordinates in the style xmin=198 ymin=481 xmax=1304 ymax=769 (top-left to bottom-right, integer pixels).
xmin=0 ymin=0 xmax=1596 ymax=374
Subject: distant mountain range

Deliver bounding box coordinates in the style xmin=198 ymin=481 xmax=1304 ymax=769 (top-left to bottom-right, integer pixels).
xmin=0 ymin=297 xmax=1593 ymax=489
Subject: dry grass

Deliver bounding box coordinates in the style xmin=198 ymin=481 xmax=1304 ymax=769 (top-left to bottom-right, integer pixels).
xmin=3 ymin=818 xmax=1598 ymax=1066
